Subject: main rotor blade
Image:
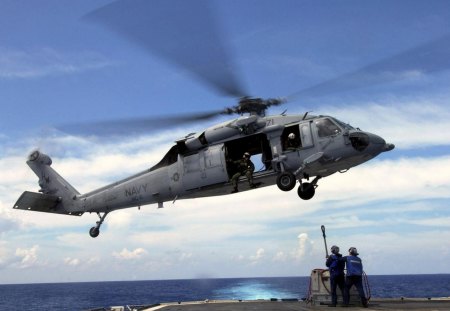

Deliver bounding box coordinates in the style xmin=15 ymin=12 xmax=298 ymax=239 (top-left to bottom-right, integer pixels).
xmin=287 ymin=34 xmax=450 ymax=101
xmin=85 ymin=0 xmax=246 ymax=98
xmin=58 ymin=110 xmax=226 ymax=137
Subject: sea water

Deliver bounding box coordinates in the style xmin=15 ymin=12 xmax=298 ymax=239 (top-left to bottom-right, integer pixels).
xmin=0 ymin=275 xmax=449 ymax=311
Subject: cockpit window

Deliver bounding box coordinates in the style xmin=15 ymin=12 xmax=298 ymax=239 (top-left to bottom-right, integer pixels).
xmin=332 ymin=118 xmax=354 ymax=130
xmin=315 ymin=118 xmax=341 ymax=138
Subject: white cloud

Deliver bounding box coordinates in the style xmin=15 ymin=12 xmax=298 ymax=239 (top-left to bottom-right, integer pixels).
xmin=0 ymin=242 xmax=12 ymax=268
xmin=86 ymin=256 xmax=101 ymax=265
xmin=294 ymin=233 xmax=311 ymax=259
xmin=15 ymin=245 xmax=40 ymax=269
xmin=179 ymin=252 xmax=193 ymax=261
xmin=64 ymin=257 xmax=80 ymax=267
xmin=113 ymin=248 xmax=147 ymax=260
xmin=249 ymin=248 xmax=265 ymax=263
xmin=232 ymin=254 xmax=246 ymax=262
xmin=107 ymin=211 xmax=134 ymax=229
xmin=0 ymin=208 xmax=20 ymax=233
xmin=292 ymin=232 xmax=314 ymax=261
xmin=406 ymin=217 xmax=450 ymax=227
xmin=273 ymin=251 xmax=287 ymax=262
xmin=0 ymin=47 xmax=114 ymax=79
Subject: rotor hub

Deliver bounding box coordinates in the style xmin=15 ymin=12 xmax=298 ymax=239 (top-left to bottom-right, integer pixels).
xmin=229 ymin=96 xmax=285 ymax=117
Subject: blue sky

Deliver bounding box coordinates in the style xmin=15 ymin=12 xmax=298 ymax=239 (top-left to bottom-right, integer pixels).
xmin=1 ymin=0 xmax=450 ymax=284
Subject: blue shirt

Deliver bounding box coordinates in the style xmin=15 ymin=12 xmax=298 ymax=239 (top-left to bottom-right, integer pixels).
xmin=345 ymin=255 xmax=363 ymax=276
xmin=326 ymin=254 xmax=345 ymax=276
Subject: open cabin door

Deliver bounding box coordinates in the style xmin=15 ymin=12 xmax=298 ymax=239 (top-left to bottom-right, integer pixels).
xmin=224 ymin=133 xmax=273 ymax=176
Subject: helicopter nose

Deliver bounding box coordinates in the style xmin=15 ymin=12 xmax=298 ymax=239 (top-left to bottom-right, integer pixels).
xmin=349 ymin=131 xmax=394 ymax=153
xmin=367 ymin=133 xmax=395 ymax=153
xmin=382 ymin=142 xmax=395 ymax=152
xmin=368 ymin=133 xmax=385 ymax=144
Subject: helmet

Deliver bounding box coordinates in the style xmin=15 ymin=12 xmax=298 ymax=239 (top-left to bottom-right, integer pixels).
xmin=331 ymin=245 xmax=340 ymax=254
xmin=243 ymin=152 xmax=251 ymax=158
xmin=349 ymin=247 xmax=359 ymax=256
xmin=288 ymin=133 xmax=295 ymax=139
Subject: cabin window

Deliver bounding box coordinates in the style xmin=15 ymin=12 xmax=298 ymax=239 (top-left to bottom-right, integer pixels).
xmin=281 ymin=125 xmax=301 ymax=151
xmin=300 ymin=123 xmax=313 ymax=147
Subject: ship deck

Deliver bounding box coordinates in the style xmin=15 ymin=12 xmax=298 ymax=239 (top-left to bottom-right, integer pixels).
xmin=112 ymin=297 xmax=450 ymax=311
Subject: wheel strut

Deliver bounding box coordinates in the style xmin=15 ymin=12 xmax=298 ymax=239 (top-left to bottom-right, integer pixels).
xmin=310 ymin=176 xmax=321 ymax=187
xmin=89 ymin=212 xmax=109 ymax=238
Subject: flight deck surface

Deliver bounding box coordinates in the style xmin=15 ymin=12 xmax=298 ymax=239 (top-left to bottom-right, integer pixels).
xmin=130 ymin=298 xmax=450 ymax=311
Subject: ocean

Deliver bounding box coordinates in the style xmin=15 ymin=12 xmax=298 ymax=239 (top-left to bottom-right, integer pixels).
xmin=0 ymin=274 xmax=449 ymax=311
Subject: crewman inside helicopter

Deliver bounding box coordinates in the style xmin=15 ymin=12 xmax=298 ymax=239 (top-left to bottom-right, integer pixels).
xmin=285 ymin=133 xmax=300 ymax=150
xmin=281 ymin=125 xmax=301 ymax=152
xmin=230 ymin=152 xmax=256 ymax=193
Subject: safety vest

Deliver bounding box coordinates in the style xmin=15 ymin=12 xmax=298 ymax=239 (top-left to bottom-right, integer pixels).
xmin=346 ymin=255 xmax=363 ymax=276
xmin=236 ymin=159 xmax=255 ymax=173
xmin=329 ymin=254 xmax=345 ymax=276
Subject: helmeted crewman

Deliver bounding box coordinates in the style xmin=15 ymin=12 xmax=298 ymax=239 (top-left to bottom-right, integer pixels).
xmin=230 ymin=152 xmax=255 ymax=193
xmin=342 ymin=247 xmax=368 ymax=308
xmin=326 ymin=245 xmax=345 ymax=307
xmin=285 ymin=133 xmax=300 ymax=150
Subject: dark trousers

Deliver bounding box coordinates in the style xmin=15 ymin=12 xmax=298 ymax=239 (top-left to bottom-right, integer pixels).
xmin=344 ymin=275 xmax=367 ymax=306
xmin=330 ymin=274 xmax=345 ymax=305
xmin=231 ymin=170 xmax=253 ymax=189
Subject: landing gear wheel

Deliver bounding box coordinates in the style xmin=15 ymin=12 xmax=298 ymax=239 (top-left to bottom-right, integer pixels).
xmin=276 ymin=172 xmax=296 ymax=191
xmin=89 ymin=227 xmax=100 ymax=238
xmin=298 ymin=182 xmax=315 ymax=200
xmin=88 ymin=212 xmax=109 ymax=238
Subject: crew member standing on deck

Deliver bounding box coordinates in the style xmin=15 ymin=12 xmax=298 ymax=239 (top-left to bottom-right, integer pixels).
xmin=326 ymin=245 xmax=345 ymax=307
xmin=342 ymin=247 xmax=368 ymax=308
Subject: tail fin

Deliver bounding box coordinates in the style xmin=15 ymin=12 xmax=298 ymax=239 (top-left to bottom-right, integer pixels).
xmin=13 ymin=151 xmax=83 ymax=216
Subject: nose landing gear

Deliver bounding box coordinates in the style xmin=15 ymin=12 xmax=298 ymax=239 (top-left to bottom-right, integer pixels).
xmin=89 ymin=212 xmax=109 ymax=238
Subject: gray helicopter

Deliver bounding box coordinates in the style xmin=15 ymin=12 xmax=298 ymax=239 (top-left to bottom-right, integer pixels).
xmin=13 ymin=97 xmax=393 ymax=237
xmin=13 ymin=0 xmax=450 ymax=237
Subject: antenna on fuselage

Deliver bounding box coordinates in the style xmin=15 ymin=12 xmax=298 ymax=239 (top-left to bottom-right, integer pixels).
xmin=302 ymin=111 xmax=309 ymax=120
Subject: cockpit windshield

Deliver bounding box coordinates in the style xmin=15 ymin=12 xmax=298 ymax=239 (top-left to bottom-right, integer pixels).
xmin=332 ymin=118 xmax=354 ymax=130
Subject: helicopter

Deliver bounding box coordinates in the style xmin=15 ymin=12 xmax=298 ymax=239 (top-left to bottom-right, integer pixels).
xmin=14 ymin=103 xmax=394 ymax=237
xmin=17 ymin=0 xmax=450 ymax=238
